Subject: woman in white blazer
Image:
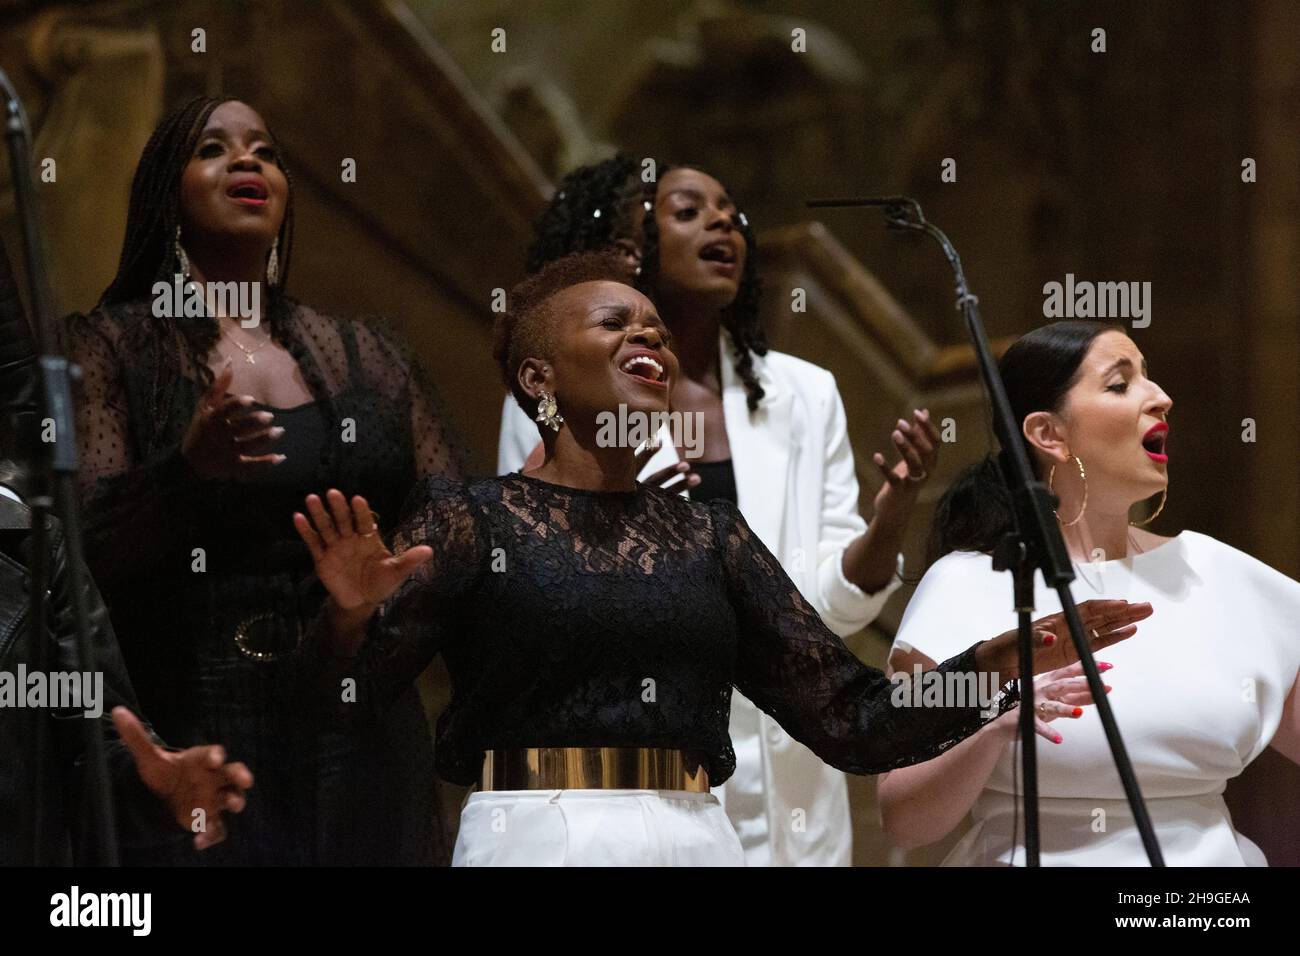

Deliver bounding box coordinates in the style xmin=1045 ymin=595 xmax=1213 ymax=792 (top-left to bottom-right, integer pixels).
xmin=498 ymin=157 xmax=939 ymax=865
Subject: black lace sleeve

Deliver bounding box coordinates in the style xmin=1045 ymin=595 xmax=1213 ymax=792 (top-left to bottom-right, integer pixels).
xmin=65 ymin=311 xmax=207 ymax=590
xmin=713 ymin=499 xmax=1017 ymax=775
xmin=351 ymin=316 xmax=470 ymax=480
xmin=303 ymin=475 xmax=483 ymax=720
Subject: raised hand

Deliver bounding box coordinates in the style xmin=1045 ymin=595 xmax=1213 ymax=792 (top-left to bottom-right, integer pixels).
xmin=873 ymin=409 xmax=940 ymax=502
xmin=635 ymin=442 xmax=698 ymax=494
xmin=292 ymin=489 xmax=432 ymax=612
xmin=181 ymin=359 xmax=285 ymax=480
xmin=112 ymin=707 xmax=253 ymax=850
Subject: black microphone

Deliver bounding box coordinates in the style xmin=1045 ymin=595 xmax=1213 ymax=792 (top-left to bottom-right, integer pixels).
xmin=806 ymin=195 xmax=925 ymax=231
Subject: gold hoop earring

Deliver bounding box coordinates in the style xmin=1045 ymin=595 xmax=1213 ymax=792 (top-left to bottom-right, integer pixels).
xmin=1130 ymin=487 xmax=1168 ymax=527
xmin=1048 ymin=455 xmax=1088 ymax=527
xmin=535 ymin=389 xmax=564 ymax=432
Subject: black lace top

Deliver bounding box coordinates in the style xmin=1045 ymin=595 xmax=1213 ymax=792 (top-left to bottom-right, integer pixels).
xmin=313 ymin=473 xmax=1014 ymax=787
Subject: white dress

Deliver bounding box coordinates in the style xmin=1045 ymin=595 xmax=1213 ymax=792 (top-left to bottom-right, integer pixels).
xmin=891 ymin=532 xmax=1300 ymax=866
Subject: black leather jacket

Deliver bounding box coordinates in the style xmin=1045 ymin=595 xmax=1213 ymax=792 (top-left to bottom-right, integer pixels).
xmin=0 ymin=470 xmax=183 ymax=864
xmin=0 ymin=241 xmax=180 ymax=863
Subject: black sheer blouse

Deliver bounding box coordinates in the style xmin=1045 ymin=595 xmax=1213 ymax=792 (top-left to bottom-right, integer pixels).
xmin=66 ymin=297 xmax=464 ymax=594
xmin=311 ymin=473 xmax=1016 ymax=787
xmin=64 ymin=296 xmax=466 ymax=864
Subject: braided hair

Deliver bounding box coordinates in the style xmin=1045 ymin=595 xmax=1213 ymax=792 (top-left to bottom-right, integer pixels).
xmin=98 ymin=96 xmax=296 ymax=406
xmin=524 ymin=154 xmax=643 ymax=272
xmin=526 ymin=156 xmax=768 ymax=411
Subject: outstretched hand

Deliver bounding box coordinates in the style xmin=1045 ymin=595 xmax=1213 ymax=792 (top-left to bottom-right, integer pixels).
xmin=113 ymin=707 xmax=253 ymax=850
xmin=293 ymin=489 xmax=433 ymax=611
xmin=978 ymin=598 xmax=1152 ymax=681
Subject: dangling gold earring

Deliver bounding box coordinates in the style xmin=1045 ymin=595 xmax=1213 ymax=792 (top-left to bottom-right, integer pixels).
xmin=266 ymin=238 xmax=280 ymax=287
xmin=535 ymin=389 xmax=564 ymax=432
xmin=1130 ymin=487 xmax=1168 ymax=527
xmin=1048 ymin=454 xmax=1088 ymax=527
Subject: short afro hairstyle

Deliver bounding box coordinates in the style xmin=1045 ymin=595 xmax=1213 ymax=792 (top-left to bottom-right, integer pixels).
xmin=493 ymin=249 xmax=639 ymax=412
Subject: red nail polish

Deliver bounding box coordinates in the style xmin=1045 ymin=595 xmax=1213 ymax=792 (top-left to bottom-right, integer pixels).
xmin=1072 ymin=707 xmax=1083 ymax=717
xmin=1099 ymin=662 xmax=1113 ymax=672
xmin=1053 ymin=735 xmax=1063 ymax=744
xmin=1042 ymin=634 xmax=1056 ymax=646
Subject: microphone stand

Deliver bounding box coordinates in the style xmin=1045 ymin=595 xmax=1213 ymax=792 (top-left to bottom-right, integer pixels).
xmin=2 ymin=68 xmax=119 ymax=865
xmin=807 ymin=195 xmax=1163 ymax=866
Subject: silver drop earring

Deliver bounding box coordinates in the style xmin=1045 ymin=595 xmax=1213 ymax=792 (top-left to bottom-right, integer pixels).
xmin=266 ymin=238 xmax=280 ymax=287
xmin=174 ymin=224 xmax=191 ymax=282
xmin=535 ymin=390 xmax=564 ymax=432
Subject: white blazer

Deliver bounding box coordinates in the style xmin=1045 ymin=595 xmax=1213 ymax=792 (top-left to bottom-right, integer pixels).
xmin=496 ymin=329 xmax=900 ymax=866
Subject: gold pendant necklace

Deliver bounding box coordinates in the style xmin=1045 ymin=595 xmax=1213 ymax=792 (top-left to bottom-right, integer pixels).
xmin=221 ymin=320 xmax=273 ymax=365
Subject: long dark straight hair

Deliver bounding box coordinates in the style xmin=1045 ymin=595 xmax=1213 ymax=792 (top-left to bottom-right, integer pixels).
xmin=99 ymin=95 xmax=296 ymax=389
xmin=926 ymin=320 xmax=1121 ymax=564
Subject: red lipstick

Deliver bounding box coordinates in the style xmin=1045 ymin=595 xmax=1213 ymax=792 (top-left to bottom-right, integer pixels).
xmin=1141 ymin=421 xmax=1169 ymax=463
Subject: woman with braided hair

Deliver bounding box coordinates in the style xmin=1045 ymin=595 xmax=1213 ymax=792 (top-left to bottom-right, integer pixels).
xmin=498 ymin=156 xmax=940 ymax=865
xmin=65 ymin=97 xmax=465 ymax=865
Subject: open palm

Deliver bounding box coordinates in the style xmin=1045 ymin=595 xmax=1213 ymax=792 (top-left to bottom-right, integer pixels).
xmin=293 ymin=489 xmax=433 ymax=611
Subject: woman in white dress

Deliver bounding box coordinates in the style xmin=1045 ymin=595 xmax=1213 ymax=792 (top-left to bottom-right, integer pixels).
xmin=879 ymin=321 xmax=1300 ymax=866
xmin=499 ymin=156 xmax=938 ymax=865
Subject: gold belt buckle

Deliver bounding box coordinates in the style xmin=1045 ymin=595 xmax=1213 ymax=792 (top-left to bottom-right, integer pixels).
xmin=233 ymin=611 xmax=304 ymax=663
xmin=479 ymin=747 xmax=710 ymax=792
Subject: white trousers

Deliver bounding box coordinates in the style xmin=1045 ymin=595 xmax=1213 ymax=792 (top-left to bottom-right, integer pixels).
xmin=452 ymin=789 xmax=746 ymax=867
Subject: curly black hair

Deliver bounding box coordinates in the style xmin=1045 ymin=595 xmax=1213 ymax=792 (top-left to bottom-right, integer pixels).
xmin=99 ymin=95 xmax=295 ymax=395
xmin=524 ymin=155 xmax=643 ymax=272
xmin=526 ymin=155 xmax=768 ymax=411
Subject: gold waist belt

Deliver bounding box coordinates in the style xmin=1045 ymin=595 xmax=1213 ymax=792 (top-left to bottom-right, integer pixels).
xmin=479 ymin=747 xmax=710 ymax=793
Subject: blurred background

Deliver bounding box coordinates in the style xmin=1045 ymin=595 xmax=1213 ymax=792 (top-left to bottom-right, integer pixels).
xmin=1 ymin=0 xmax=1296 ymax=865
